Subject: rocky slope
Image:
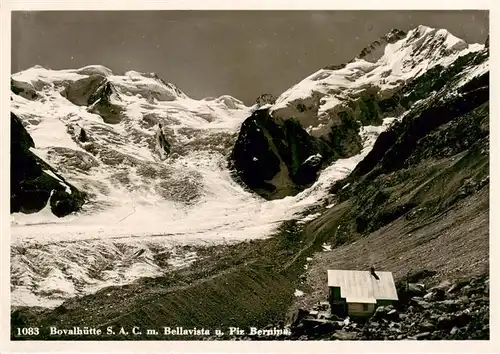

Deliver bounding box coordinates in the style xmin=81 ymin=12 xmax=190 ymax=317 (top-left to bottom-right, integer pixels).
xmin=285 ymin=33 xmax=489 ymax=340
xmin=326 ymin=49 xmax=488 ymax=243
xmin=288 ymin=275 xmax=489 ymax=340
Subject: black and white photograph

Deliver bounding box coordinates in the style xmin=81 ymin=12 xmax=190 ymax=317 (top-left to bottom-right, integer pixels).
xmin=1 ymin=2 xmax=496 ymax=352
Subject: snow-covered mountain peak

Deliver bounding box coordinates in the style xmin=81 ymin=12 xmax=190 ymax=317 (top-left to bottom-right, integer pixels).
xmin=11 ymin=65 xmax=191 ymax=104
xmin=115 ymin=70 xmax=188 ymax=101
xmin=385 ymin=25 xmax=471 ymax=62
xmin=76 ymin=64 xmax=114 ymax=76
xmin=270 ymin=25 xmax=486 ymax=135
xmin=355 ymin=26 xmax=470 ymax=65
xmin=11 ymin=63 xmax=253 ymax=229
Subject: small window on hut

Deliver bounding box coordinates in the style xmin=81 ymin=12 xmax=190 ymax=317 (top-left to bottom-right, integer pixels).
xmin=362 ymin=303 xmax=369 ymax=311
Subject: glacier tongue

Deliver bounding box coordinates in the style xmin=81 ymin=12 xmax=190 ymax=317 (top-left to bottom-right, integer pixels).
xmin=10 ymin=64 xmax=397 ymax=308
xmin=10 ymin=116 xmax=393 ymax=308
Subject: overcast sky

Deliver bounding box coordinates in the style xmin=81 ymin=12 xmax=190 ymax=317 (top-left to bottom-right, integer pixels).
xmin=12 ymin=10 xmax=488 ymax=104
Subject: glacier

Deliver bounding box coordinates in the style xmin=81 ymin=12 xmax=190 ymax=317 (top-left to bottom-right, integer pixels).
xmin=9 ymin=26 xmax=487 ymax=309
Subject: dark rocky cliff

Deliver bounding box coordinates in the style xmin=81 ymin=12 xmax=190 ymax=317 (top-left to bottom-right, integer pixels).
xmin=11 ymin=112 xmax=86 ymax=217
xmin=229 ymin=108 xmax=357 ymax=199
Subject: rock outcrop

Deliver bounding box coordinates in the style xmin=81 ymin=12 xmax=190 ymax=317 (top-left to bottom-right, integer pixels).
xmin=255 ymin=93 xmax=277 ymax=107
xmin=11 ymin=78 xmax=38 ymax=100
xmin=87 ymin=80 xmax=123 ymax=124
xmin=155 ymin=123 xmax=171 ymax=159
xmin=61 ymin=74 xmax=106 ymax=106
xmin=230 ymin=108 xmax=346 ymax=199
xmin=11 ymin=112 xmax=86 ymax=217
